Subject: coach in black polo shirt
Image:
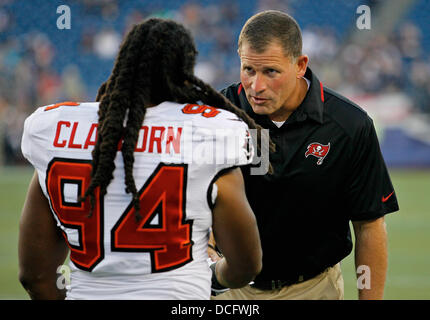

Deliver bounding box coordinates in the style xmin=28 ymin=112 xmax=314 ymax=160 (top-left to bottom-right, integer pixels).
xmin=210 ymin=10 xmax=399 ymax=300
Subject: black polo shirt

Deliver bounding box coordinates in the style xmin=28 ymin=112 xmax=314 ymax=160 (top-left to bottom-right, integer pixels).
xmin=221 ymin=67 xmax=399 ymax=281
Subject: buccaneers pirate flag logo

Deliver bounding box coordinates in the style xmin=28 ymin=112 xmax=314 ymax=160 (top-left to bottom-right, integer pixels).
xmin=305 ymin=142 xmax=330 ymax=165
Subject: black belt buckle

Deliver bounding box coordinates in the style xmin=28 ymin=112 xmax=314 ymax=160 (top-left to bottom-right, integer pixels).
xmin=250 ymin=266 xmax=333 ymax=291
xmin=251 ymin=279 xmax=290 ymax=290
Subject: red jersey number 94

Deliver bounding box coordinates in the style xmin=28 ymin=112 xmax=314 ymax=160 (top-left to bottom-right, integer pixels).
xmin=45 ymin=158 xmax=193 ymax=272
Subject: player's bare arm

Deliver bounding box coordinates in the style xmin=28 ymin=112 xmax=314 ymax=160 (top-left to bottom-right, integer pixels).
xmin=352 ymin=216 xmax=388 ymax=300
xmin=211 ymin=168 xmax=262 ymax=289
xmin=19 ymin=171 xmax=69 ymax=300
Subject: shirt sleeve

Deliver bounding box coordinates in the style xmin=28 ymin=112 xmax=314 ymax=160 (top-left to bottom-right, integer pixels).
xmin=21 ymin=112 xmax=36 ymax=166
xmin=346 ymin=116 xmax=399 ymax=221
xmin=205 ymin=117 xmax=254 ymax=210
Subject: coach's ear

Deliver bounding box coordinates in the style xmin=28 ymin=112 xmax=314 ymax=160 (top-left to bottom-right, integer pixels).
xmin=295 ymin=55 xmax=309 ymax=78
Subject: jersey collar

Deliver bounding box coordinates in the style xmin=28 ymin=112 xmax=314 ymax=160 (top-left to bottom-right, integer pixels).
xmin=286 ymin=67 xmax=324 ymax=125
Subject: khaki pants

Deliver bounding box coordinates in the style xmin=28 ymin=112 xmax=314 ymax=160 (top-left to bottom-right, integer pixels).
xmin=212 ymin=263 xmax=344 ymax=300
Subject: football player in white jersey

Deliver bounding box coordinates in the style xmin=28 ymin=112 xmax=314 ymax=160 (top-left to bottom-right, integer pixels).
xmin=18 ymin=18 xmax=272 ymax=300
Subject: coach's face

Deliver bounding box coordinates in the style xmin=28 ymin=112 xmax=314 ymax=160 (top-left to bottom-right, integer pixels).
xmin=239 ymin=40 xmax=308 ymax=121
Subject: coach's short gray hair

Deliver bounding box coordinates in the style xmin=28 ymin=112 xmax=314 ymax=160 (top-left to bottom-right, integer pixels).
xmin=238 ymin=10 xmax=303 ymax=59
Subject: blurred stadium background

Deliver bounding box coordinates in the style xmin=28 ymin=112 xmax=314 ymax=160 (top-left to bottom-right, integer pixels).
xmin=0 ymin=0 xmax=429 ymax=299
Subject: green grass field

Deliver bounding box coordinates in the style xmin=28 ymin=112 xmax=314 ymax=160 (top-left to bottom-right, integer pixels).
xmin=1 ymin=166 xmax=429 ymax=300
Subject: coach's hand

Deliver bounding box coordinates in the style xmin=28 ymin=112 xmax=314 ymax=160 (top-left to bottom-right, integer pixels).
xmin=209 ymin=261 xmax=229 ymax=296
xmin=207 ymin=231 xmax=223 ymax=262
xmin=208 ymin=243 xmax=223 ymax=262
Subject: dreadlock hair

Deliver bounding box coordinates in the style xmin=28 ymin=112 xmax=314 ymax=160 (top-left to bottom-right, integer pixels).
xmin=81 ymin=18 xmax=275 ymax=220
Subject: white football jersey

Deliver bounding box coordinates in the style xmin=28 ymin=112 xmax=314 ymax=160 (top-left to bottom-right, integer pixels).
xmin=21 ymin=101 xmax=254 ymax=300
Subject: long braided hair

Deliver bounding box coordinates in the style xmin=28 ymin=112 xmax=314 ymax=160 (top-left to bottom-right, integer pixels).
xmin=82 ymin=18 xmax=274 ymax=219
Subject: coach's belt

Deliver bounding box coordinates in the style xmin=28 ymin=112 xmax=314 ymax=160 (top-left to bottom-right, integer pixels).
xmin=250 ymin=269 xmax=326 ymax=290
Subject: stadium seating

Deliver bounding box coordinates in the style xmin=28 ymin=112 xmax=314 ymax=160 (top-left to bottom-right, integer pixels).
xmin=1 ymin=0 xmax=429 ymax=167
